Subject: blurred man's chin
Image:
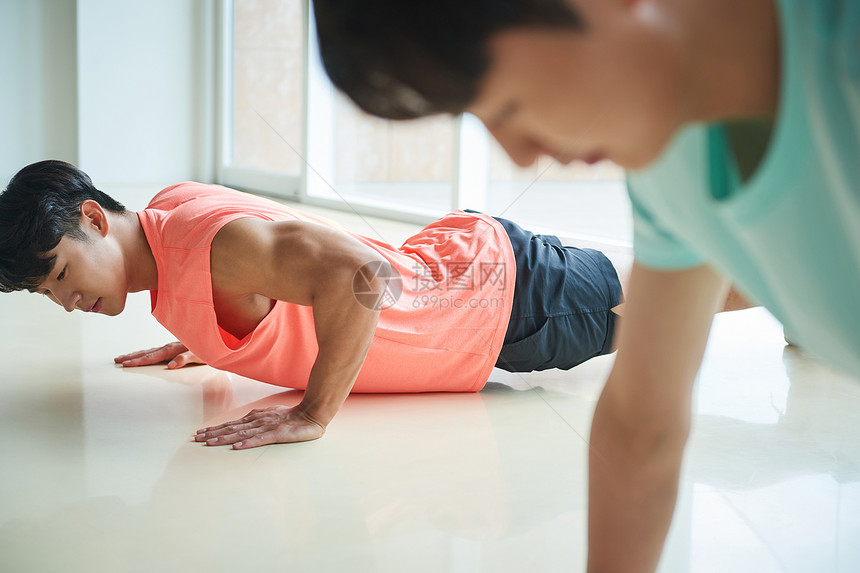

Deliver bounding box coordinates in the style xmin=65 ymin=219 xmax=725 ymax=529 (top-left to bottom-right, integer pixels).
xmin=619 ymin=146 xmax=668 ymax=172
xmin=107 ymin=300 xmax=126 ymax=316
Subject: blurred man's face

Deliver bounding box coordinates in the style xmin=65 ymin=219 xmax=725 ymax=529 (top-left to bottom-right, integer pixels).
xmin=467 ymin=14 xmax=687 ymax=171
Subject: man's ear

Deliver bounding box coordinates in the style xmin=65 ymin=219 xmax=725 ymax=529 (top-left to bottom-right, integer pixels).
xmin=80 ymin=200 xmax=110 ymax=238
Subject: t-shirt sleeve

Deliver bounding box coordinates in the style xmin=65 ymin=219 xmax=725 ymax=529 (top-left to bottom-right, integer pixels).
xmin=627 ymin=179 xmax=704 ymax=270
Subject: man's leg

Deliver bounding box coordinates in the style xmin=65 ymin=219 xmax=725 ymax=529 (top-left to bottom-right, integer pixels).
xmin=492 ymin=217 xmax=622 ymax=372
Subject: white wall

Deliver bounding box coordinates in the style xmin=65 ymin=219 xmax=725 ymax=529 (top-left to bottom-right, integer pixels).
xmin=76 ymin=0 xmax=207 ymax=186
xmin=0 ymin=0 xmax=79 ymax=183
xmin=0 ymin=0 xmax=209 ymax=187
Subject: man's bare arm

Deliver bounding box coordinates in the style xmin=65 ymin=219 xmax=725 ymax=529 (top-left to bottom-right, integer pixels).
xmin=195 ymin=218 xmax=389 ymax=448
xmin=588 ymin=262 xmax=728 ymax=573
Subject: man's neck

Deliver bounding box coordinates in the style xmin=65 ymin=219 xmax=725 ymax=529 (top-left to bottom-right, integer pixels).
xmin=672 ymin=0 xmax=781 ymax=123
xmin=112 ymin=211 xmax=158 ymax=293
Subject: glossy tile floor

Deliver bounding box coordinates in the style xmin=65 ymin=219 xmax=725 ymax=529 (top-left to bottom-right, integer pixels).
xmin=1 ymin=188 xmax=859 ymax=573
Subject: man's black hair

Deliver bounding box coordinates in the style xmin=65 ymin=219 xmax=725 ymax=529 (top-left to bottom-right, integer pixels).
xmin=313 ymin=0 xmax=584 ymax=120
xmin=0 ymin=160 xmax=126 ymax=293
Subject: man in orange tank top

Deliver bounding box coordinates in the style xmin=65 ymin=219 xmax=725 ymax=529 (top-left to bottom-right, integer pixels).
xmin=0 ymin=161 xmax=747 ymax=449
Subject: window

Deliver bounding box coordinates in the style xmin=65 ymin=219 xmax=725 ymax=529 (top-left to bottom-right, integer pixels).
xmin=485 ymin=140 xmax=631 ymax=244
xmin=314 ymin=93 xmax=456 ymax=215
xmin=218 ymin=0 xmax=305 ymax=195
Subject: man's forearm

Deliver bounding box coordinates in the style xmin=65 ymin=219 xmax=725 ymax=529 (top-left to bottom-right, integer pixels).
xmin=586 ymin=389 xmax=689 ymax=573
xmin=299 ymin=284 xmax=381 ymax=427
xmin=298 ymin=343 xmax=372 ymax=427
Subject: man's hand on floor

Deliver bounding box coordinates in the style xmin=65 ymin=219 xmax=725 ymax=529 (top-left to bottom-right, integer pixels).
xmin=194 ymin=405 xmax=326 ymax=449
xmin=115 ymin=341 xmax=205 ymax=369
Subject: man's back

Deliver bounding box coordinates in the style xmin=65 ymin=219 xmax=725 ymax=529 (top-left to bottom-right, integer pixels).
xmin=139 ymin=182 xmax=517 ymax=392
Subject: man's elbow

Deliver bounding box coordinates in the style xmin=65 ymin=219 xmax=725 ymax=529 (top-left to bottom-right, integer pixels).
xmin=591 ymin=380 xmax=692 ymax=470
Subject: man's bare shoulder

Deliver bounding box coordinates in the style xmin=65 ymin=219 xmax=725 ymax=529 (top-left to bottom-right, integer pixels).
xmin=209 ymin=218 xmax=305 ymax=291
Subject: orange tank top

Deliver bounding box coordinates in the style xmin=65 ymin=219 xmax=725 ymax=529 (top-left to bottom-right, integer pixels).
xmin=137 ymin=182 xmax=515 ymax=393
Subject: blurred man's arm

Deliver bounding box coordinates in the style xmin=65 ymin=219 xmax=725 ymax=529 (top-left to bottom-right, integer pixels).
xmin=588 ymin=262 xmax=728 ymax=573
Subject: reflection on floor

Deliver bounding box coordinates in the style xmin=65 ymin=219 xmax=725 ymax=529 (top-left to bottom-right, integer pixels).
xmin=1 ymin=189 xmax=858 ymax=573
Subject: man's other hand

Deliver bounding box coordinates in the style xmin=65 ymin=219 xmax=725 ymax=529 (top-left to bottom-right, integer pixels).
xmin=194 ymin=405 xmax=326 ymax=449
xmin=115 ymin=341 xmax=205 ymax=369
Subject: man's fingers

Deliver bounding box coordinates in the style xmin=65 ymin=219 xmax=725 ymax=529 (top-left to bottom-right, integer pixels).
xmin=194 ymin=420 xmax=265 ymax=441
xmin=196 ymin=413 xmax=268 ymax=434
xmin=116 ymin=349 xmax=169 ymax=366
xmin=232 ymin=430 xmax=283 ymax=450
xmin=203 ymin=427 xmax=264 ymax=446
xmin=114 ymin=348 xmax=158 ymax=362
xmin=118 ymin=352 xmax=167 ymax=367
xmin=115 ymin=343 xmax=186 ymax=366
xmin=167 ymin=351 xmax=201 ymax=369
xmin=197 ymin=407 xmax=282 ymax=429
xmin=118 ymin=356 xmax=155 ymax=367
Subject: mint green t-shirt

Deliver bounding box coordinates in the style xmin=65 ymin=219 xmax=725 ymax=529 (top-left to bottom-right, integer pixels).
xmin=626 ymin=0 xmax=860 ymax=374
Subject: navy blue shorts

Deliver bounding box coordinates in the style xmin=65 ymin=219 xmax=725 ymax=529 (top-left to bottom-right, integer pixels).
xmin=488 ymin=215 xmax=622 ymax=372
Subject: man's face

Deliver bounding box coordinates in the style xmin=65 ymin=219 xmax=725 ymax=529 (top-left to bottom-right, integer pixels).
xmin=35 ymin=225 xmax=129 ymax=317
xmin=467 ymin=11 xmax=686 ymax=170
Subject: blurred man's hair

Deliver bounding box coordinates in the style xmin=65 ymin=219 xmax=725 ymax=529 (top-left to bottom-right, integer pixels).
xmin=313 ymin=0 xmax=583 ymax=120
